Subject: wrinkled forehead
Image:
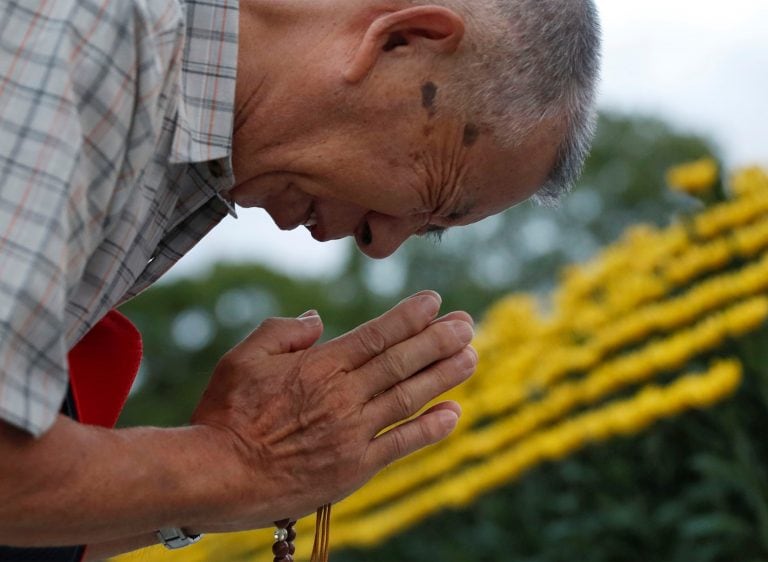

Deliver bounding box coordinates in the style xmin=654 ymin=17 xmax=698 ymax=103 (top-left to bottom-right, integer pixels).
xmin=461 ymin=118 xmax=565 ymax=224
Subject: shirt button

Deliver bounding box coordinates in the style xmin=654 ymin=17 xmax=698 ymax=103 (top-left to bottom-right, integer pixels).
xmin=208 ymin=159 xmax=224 ymax=178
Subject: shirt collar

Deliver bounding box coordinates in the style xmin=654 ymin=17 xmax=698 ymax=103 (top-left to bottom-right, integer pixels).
xmin=169 ymin=0 xmax=239 ymax=165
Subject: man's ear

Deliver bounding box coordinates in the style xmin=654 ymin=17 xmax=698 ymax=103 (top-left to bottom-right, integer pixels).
xmin=344 ymin=6 xmax=465 ymax=83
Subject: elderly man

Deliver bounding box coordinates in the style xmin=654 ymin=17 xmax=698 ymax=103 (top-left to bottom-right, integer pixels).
xmin=0 ymin=0 xmax=600 ymax=560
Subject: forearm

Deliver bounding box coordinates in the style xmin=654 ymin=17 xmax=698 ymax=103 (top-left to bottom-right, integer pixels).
xmin=0 ymin=415 xmax=248 ymax=547
xmin=83 ymin=532 xmax=158 ymax=562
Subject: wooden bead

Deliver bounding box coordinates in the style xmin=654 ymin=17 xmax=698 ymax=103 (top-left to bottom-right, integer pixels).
xmin=272 ymin=541 xmax=290 ymax=557
xmin=274 ymin=518 xmax=297 ymax=562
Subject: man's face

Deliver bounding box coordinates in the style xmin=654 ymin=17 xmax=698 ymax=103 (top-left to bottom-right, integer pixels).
xmin=228 ymin=1 xmax=567 ymax=259
xmin=229 ymin=100 xmax=563 ymax=259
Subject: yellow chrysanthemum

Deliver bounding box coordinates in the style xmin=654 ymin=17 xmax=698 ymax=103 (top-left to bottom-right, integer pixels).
xmin=666 ymin=158 xmax=719 ymax=195
xmin=731 ymin=166 xmax=768 ymax=197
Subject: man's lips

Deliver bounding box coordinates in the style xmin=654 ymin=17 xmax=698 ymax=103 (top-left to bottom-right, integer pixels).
xmin=303 ymin=209 xmax=318 ymax=228
xmin=306 ymin=213 xmax=362 ymax=244
xmin=272 ymin=202 xmax=364 ymax=243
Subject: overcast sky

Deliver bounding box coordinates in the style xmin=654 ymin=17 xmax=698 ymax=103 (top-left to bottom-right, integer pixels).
xmin=165 ymin=1 xmax=768 ymax=281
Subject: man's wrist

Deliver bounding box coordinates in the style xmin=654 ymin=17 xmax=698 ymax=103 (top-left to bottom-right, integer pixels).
xmin=176 ymin=423 xmax=262 ymax=531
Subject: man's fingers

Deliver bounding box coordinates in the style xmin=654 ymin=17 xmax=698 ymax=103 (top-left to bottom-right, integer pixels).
xmin=241 ymin=312 xmax=324 ymax=355
xmin=358 ymin=320 xmax=474 ymax=398
xmin=363 ymin=401 xmax=461 ymax=469
xmin=431 ymin=310 xmax=474 ymax=327
xmin=421 ymin=400 xmax=463 ymax=418
xmin=363 ymin=346 xmax=477 ymax=430
xmin=322 ymin=291 xmax=442 ymax=370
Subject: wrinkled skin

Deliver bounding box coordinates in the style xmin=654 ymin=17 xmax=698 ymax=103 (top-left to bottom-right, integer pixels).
xmin=190 ymin=291 xmax=476 ymax=529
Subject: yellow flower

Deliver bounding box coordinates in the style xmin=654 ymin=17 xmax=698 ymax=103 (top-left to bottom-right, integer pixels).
xmin=666 ymin=158 xmax=719 ymax=196
xmin=731 ymin=166 xmax=768 ymax=197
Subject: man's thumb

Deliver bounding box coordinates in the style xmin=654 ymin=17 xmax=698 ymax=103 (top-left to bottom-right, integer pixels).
xmin=245 ymin=311 xmax=324 ymax=355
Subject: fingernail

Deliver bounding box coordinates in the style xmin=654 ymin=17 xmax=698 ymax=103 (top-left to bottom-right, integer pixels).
xmin=457 ymin=347 xmax=478 ymax=373
xmin=451 ymin=321 xmax=474 ymax=344
xmin=298 ymin=310 xmax=321 ymax=325
xmin=437 ymin=410 xmax=459 ymax=431
xmin=402 ymin=290 xmax=441 ymax=305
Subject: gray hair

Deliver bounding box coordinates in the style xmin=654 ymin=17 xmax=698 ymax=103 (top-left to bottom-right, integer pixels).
xmin=427 ymin=0 xmax=602 ymax=204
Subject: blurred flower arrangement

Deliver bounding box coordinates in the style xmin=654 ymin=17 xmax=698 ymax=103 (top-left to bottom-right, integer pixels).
xmin=115 ymin=163 xmax=768 ymax=562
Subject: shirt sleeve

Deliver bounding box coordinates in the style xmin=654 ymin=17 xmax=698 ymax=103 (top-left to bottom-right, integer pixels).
xmin=0 ymin=0 xmax=183 ymax=436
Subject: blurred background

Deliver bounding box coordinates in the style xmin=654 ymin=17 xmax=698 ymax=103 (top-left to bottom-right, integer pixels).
xmin=116 ymin=2 xmax=768 ymax=561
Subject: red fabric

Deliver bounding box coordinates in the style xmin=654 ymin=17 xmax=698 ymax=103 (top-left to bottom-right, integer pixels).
xmin=66 ymin=310 xmax=143 ymax=428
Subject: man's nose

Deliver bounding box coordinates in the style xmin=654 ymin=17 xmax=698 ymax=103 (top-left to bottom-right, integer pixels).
xmin=355 ymin=212 xmax=423 ymax=259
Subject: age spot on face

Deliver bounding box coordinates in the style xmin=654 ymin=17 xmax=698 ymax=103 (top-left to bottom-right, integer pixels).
xmin=421 ymin=81 xmax=438 ymax=117
xmin=462 ymin=123 xmax=480 ymax=147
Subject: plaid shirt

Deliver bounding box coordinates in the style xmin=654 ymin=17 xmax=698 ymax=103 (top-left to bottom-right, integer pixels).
xmin=0 ymin=0 xmax=239 ymax=437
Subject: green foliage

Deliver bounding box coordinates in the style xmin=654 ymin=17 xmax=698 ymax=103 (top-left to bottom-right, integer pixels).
xmin=117 ymin=114 xmax=768 ymax=561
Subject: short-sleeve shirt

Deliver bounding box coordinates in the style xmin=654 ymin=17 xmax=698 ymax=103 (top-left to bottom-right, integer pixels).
xmin=0 ymin=0 xmax=240 ymax=437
